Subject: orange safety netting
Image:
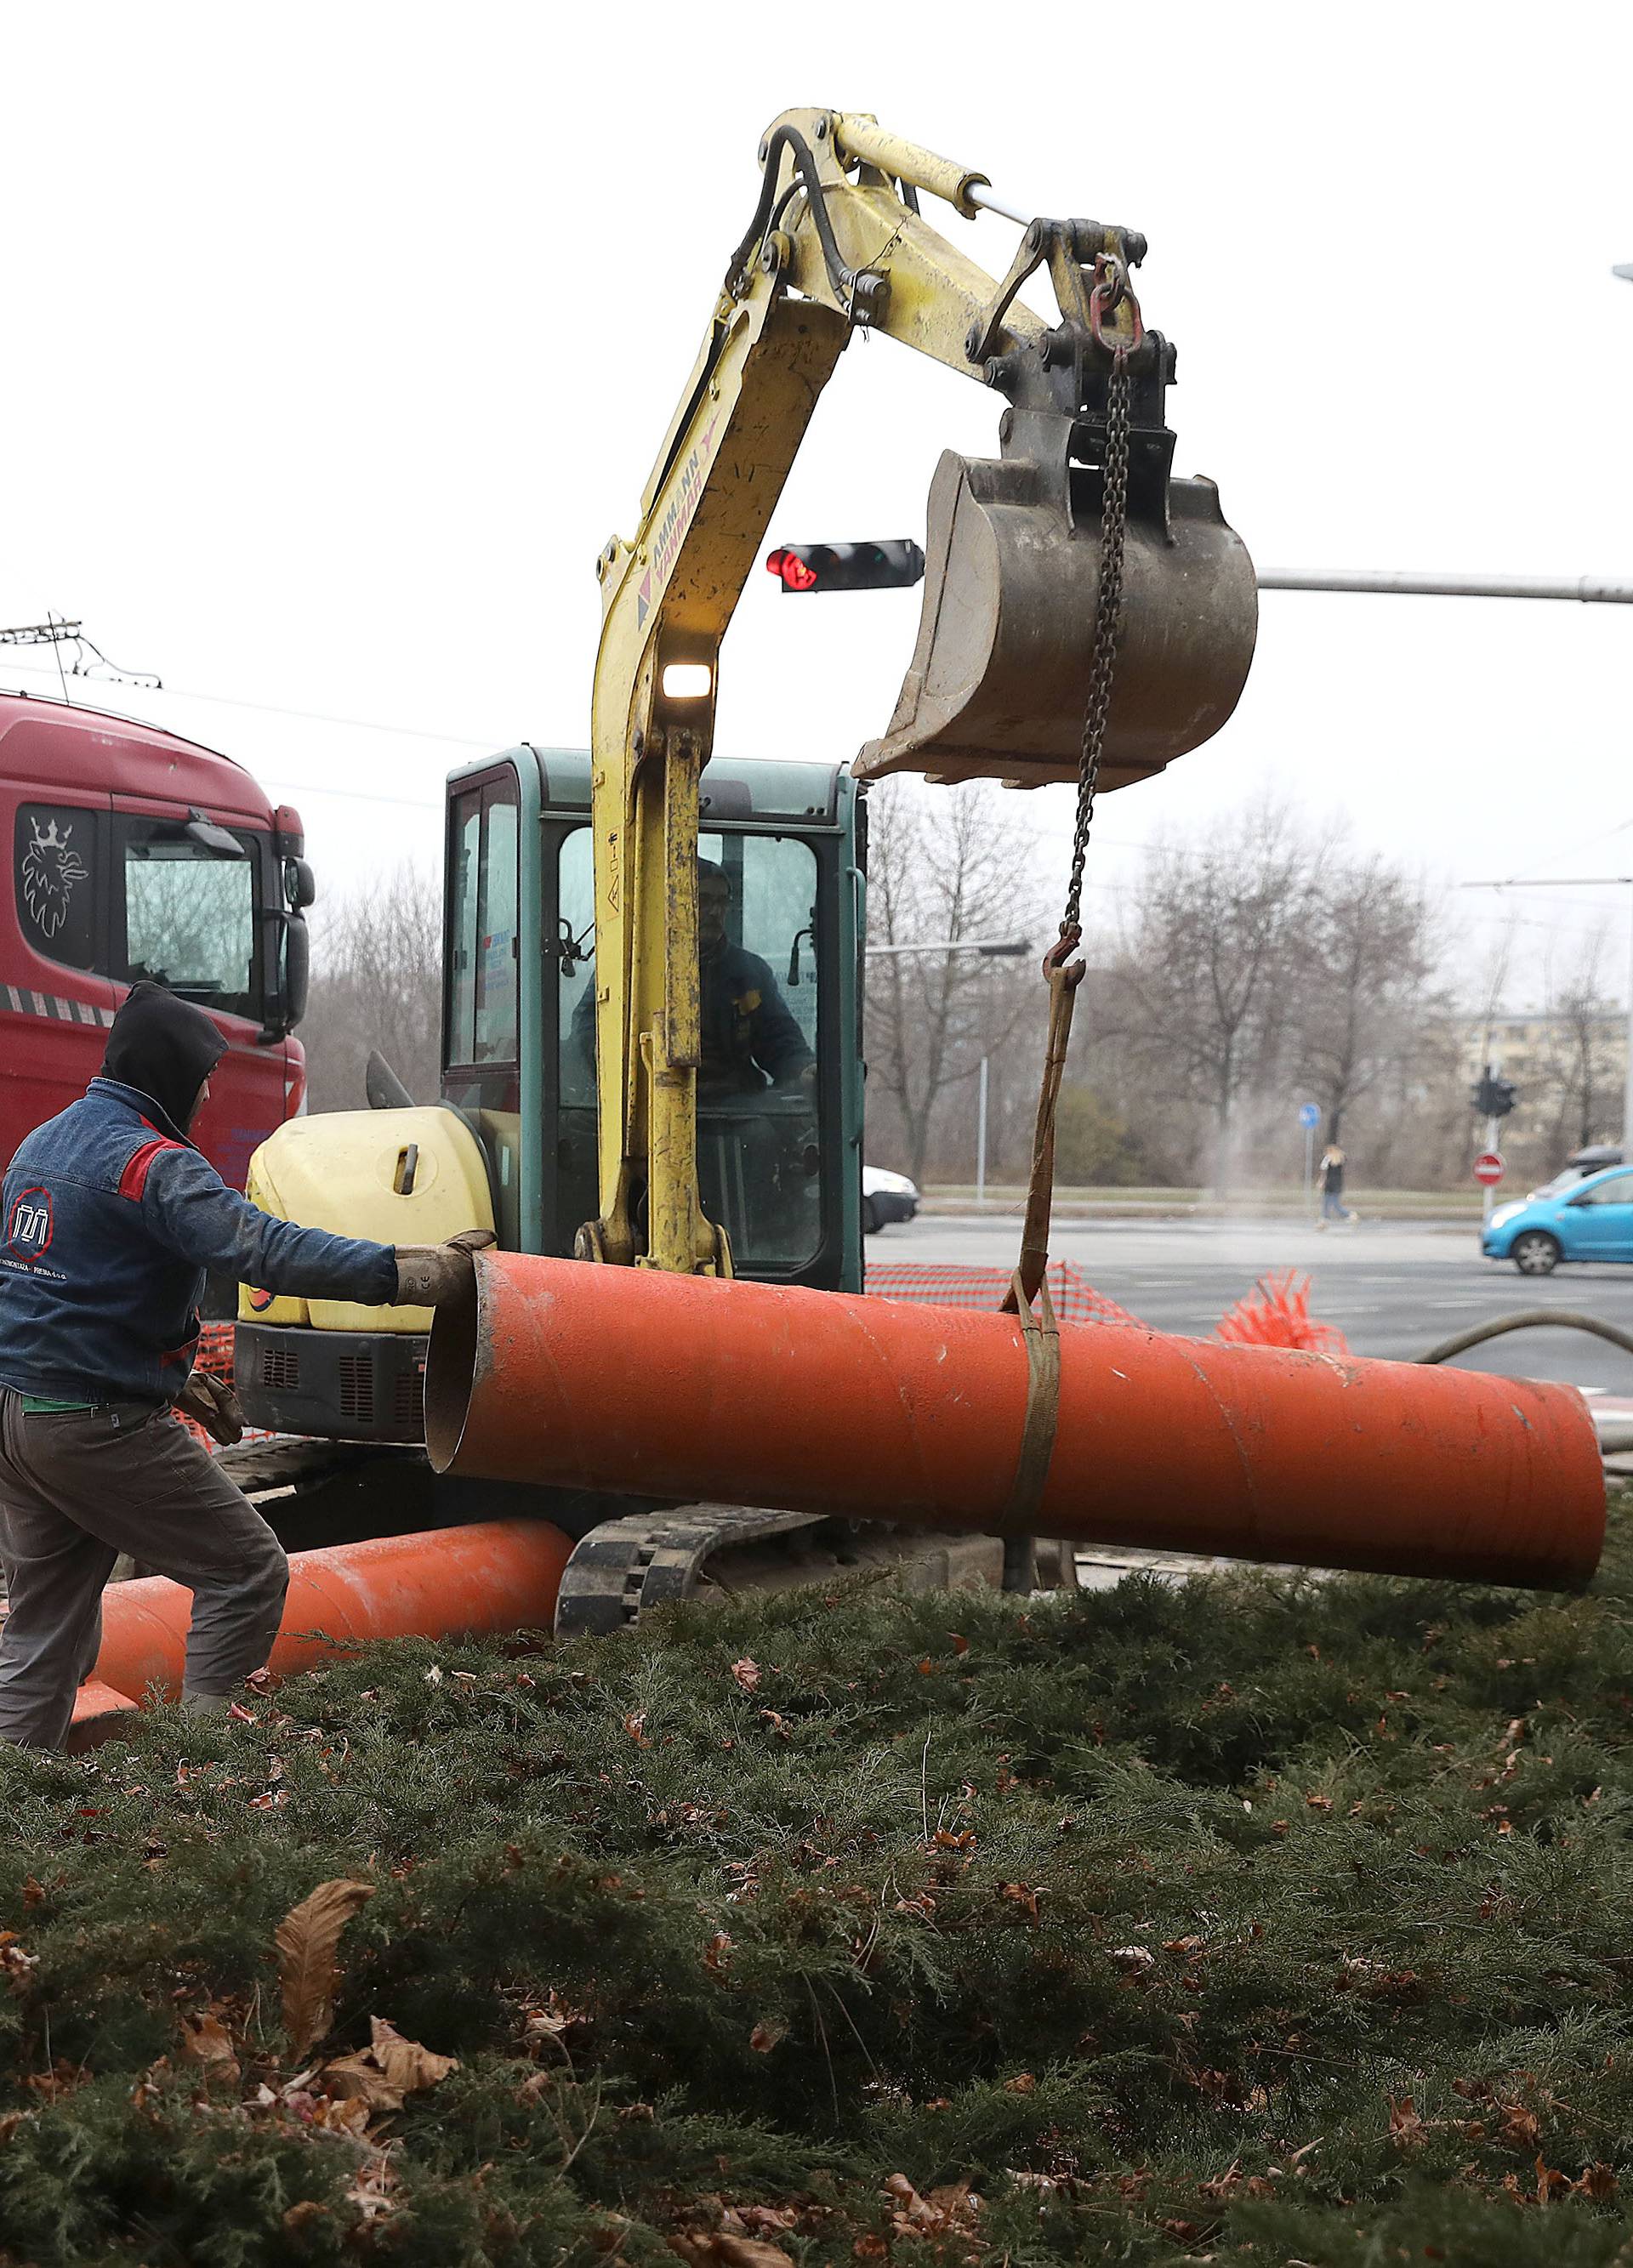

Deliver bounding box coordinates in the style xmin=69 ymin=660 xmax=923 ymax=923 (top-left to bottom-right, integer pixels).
xmin=865 ymin=1259 xmax=1350 ymax=1356
xmin=863 ymin=1259 xmax=1142 ymax=1329
xmin=1215 ymin=1269 xmax=1351 ymax=1357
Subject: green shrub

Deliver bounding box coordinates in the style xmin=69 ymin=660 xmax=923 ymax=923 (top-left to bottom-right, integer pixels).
xmin=3 ymin=1492 xmax=1633 ymax=2263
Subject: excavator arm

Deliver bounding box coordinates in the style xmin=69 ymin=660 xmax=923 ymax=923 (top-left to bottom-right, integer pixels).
xmin=584 ymin=107 xmax=1257 ymax=1276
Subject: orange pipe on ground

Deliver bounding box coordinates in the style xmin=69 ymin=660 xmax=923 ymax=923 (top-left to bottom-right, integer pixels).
xmin=77 ymin=1519 xmax=573 ymax=1722
xmin=425 ymin=1254 xmax=1604 ymax=1589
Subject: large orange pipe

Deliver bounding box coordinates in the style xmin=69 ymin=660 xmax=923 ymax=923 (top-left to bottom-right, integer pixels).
xmin=73 ymin=1519 xmax=573 ymax=1734
xmin=425 ymin=1255 xmax=1604 ymax=1589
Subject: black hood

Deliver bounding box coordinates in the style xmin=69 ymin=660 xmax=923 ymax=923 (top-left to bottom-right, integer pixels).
xmin=100 ymin=982 xmax=227 ymax=1140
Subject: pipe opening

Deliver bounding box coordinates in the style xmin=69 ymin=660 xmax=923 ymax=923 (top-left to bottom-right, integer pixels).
xmin=424 ymin=1271 xmax=481 ymax=1474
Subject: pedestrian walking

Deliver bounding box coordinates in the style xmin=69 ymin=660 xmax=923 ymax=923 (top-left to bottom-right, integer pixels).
xmin=0 ymin=983 xmax=490 ymax=1749
xmin=1317 ymin=1142 xmax=1354 ymax=1226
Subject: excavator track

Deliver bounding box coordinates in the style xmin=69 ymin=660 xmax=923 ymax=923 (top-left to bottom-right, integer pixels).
xmin=555 ymin=1506 xmax=826 ymax=1635
xmin=554 ymin=1505 xmax=1006 ymax=1635
xmin=208 ymin=1439 xmax=1011 ymax=1633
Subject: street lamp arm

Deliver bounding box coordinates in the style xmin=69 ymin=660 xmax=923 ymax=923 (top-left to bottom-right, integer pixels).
xmin=865 ymin=935 xmax=1033 ymax=957
xmin=1258 ymin=568 xmax=1633 ymax=605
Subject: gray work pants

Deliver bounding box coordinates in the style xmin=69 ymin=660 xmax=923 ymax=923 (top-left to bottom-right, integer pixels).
xmin=0 ymin=1392 xmax=289 ymax=1750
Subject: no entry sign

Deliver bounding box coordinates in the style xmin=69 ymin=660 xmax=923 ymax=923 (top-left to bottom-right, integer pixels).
xmin=1473 ymin=1151 xmax=1505 ymax=1187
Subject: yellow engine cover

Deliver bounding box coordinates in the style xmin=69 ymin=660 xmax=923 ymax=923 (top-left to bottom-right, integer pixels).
xmin=238 ymin=1108 xmax=495 ymax=1333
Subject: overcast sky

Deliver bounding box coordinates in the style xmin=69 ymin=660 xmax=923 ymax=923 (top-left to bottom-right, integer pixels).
xmin=2 ymin=3 xmax=1629 ymax=1013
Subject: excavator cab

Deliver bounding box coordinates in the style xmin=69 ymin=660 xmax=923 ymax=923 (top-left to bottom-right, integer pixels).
xmin=234 ymin=746 xmax=865 ymax=1442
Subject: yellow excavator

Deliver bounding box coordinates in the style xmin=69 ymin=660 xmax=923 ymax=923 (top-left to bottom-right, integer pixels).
xmin=227 ymin=110 xmax=1258 ymax=1615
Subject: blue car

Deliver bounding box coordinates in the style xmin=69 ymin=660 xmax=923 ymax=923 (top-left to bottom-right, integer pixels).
xmin=1482 ymin=1162 xmax=1633 ymax=1275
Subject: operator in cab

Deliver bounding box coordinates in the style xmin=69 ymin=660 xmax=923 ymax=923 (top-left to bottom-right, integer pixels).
xmin=572 ymin=858 xmax=814 ymax=1099
xmin=696 ymin=858 xmax=814 ymax=1101
xmin=0 ymin=982 xmax=491 ymax=1751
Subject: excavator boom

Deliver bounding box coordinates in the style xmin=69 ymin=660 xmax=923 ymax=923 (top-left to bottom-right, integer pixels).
xmin=587 ymin=107 xmax=1257 ymax=1276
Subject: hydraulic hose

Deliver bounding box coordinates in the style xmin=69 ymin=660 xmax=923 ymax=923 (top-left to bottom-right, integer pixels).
xmin=1416 ymin=1310 xmax=1633 ymax=1367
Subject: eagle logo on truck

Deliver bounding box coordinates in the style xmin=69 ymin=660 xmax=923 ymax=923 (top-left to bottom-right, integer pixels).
xmin=21 ymin=816 xmax=89 ymax=941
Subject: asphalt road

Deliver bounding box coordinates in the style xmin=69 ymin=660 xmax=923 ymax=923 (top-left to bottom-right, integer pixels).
xmin=872 ymin=1212 xmax=1633 ymax=1397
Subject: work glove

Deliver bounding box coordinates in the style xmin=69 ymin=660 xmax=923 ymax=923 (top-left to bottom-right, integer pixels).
xmin=176 ymin=1368 xmax=245 ymax=1447
xmin=392 ymin=1227 xmax=496 ymax=1306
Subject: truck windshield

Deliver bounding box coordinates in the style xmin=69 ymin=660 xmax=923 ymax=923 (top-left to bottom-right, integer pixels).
xmin=558 ymin=826 xmax=822 ymax=1272
xmin=123 ymin=830 xmax=257 ymax=1018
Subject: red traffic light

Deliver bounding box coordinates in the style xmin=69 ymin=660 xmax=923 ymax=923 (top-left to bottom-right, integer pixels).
xmin=765 ymin=547 xmax=821 ymax=592
xmin=764 ymin=541 xmax=925 ymax=594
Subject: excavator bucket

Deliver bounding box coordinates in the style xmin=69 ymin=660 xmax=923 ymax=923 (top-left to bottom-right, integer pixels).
xmin=854 ymin=449 xmax=1258 ymax=790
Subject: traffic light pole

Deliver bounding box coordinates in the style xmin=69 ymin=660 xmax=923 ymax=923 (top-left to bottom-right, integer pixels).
xmin=1483 ymin=1112 xmax=1501 ymax=1229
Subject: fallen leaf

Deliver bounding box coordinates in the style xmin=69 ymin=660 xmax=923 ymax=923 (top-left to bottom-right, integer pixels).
xmin=1003 ymin=2072 xmax=1036 ymax=2095
xmin=367 ymin=2015 xmax=458 ymax=2094
xmin=322 ymin=2053 xmax=401 ymax=2114
xmin=948 ymin=1632 xmax=970 ymax=1656
xmin=710 ymin=2241 xmax=796 ymax=2268
xmin=731 ymin=1658 xmax=761 ymax=1694
xmin=321 ymin=2017 xmax=457 ymax=2114
xmin=423 ymin=1665 xmax=443 ymax=1686
xmin=1387 ymin=2094 xmax=1426 ymax=2150
xmin=20 ymin=1878 xmax=43 ymax=1909
xmin=179 ymin=2009 xmax=241 ymax=2083
xmin=274 ymin=1879 xmax=375 ymax=2057
xmin=748 ymin=2017 xmax=788 ymax=2053
xmin=1498 ymin=2100 xmax=1542 ymax=2151
xmin=668 ymin=2239 xmax=795 ymax=2268
xmin=624 ymin=1710 xmax=650 ymax=1747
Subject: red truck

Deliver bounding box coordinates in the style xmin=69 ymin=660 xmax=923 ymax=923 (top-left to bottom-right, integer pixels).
xmin=0 ymin=691 xmax=311 ymax=1208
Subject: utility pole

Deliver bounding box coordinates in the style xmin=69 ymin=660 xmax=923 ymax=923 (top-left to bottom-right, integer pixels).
xmin=1462 ymin=877 xmax=1633 ymax=1152
xmin=976 ymin=1057 xmax=989 ymax=1206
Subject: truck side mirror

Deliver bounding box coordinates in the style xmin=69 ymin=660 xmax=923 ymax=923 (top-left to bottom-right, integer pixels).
xmin=283 ymin=913 xmax=310 ymax=1029
xmin=286 ymin=856 xmax=316 ymax=910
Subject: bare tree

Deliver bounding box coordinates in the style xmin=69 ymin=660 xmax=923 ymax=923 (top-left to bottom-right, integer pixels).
xmin=863 ymin=782 xmax=1046 ymax=1185
xmin=299 ymin=862 xmax=444 ymax=1112
xmin=1539 ymin=924 xmax=1617 ymax=1151
xmin=1292 ymin=849 xmax=1442 ymax=1141
xmin=1101 ymin=802 xmax=1307 ymax=1188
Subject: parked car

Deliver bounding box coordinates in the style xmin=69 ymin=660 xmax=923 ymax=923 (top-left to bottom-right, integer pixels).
xmin=862 ymin=1164 xmax=919 ymax=1235
xmin=1483 ymin=1162 xmax=1633 ymax=1275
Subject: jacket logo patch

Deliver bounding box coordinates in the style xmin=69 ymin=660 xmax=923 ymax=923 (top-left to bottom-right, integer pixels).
xmin=247 ymin=1286 xmax=275 ymax=1312
xmin=7 ymin=1187 xmax=54 ymax=1254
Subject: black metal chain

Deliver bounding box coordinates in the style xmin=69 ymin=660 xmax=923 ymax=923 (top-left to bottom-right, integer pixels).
xmin=1060 ymin=344 xmax=1132 ymax=941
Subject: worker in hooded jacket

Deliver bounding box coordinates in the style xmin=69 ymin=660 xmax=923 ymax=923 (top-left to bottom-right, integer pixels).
xmin=0 ymin=982 xmax=489 ymax=1750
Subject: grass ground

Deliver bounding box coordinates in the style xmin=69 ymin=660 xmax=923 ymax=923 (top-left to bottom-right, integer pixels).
xmin=5 ymin=1495 xmax=1633 ymax=2265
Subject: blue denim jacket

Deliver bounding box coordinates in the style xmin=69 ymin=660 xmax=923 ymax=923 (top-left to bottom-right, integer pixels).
xmin=0 ymin=1078 xmax=396 ymax=1404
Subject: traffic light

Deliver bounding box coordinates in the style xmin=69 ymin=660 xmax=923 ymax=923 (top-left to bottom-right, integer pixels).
xmin=1470 ymin=1066 xmax=1517 ymax=1119
xmin=764 ymin=540 xmax=925 ymax=594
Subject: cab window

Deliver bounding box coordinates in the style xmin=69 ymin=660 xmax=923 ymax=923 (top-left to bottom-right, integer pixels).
xmin=556 ymin=826 xmax=822 ymax=1271
xmin=120 ymin=821 xmax=256 ymax=1017
xmin=446 ymin=771 xmax=521 ymax=1069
